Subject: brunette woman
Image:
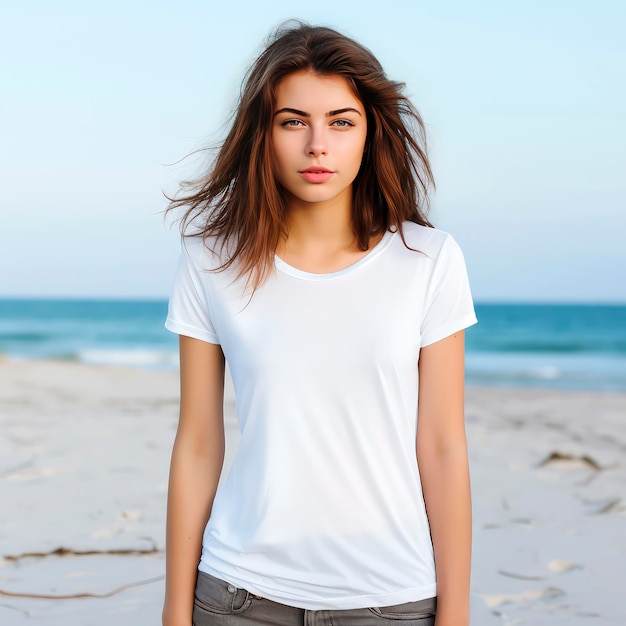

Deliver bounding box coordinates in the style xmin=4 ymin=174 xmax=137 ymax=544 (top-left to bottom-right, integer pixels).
xmin=163 ymin=22 xmax=477 ymax=626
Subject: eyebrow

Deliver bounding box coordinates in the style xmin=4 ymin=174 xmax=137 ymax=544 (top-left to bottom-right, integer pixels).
xmin=273 ymin=107 xmax=362 ymax=117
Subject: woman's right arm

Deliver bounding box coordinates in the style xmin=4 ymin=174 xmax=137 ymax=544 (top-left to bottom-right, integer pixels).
xmin=162 ymin=335 xmax=226 ymax=626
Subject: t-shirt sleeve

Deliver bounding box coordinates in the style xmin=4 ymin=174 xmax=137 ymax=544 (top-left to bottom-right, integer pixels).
xmin=420 ymin=234 xmax=477 ymax=347
xmin=164 ymin=245 xmax=220 ymax=344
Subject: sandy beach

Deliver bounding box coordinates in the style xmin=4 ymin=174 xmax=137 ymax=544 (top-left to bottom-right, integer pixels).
xmin=1 ymin=359 xmax=625 ymax=625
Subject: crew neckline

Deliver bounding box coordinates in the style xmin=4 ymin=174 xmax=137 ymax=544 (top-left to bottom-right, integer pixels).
xmin=274 ymin=229 xmax=397 ymax=281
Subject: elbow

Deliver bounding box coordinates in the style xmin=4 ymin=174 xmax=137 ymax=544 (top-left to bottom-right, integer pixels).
xmin=173 ymin=420 xmax=225 ymax=458
xmin=416 ymin=427 xmax=468 ymax=461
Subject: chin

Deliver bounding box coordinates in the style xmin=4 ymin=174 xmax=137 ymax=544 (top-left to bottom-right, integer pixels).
xmin=291 ymin=187 xmax=348 ymax=205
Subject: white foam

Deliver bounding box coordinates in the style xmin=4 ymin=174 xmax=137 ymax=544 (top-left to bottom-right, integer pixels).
xmin=532 ymin=365 xmax=561 ymax=379
xmin=76 ymin=349 xmax=178 ymax=369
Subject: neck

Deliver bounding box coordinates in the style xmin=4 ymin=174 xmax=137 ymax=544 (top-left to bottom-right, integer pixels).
xmin=276 ymin=189 xmax=386 ymax=273
xmin=281 ymin=190 xmax=355 ymax=252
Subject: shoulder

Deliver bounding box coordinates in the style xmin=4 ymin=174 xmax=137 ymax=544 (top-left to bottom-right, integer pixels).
xmin=397 ymin=221 xmax=461 ymax=262
xmin=180 ymin=235 xmax=227 ymax=273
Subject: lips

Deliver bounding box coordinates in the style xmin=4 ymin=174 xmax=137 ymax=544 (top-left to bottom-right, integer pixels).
xmin=299 ymin=167 xmax=334 ymax=184
xmin=300 ymin=166 xmax=333 ymax=173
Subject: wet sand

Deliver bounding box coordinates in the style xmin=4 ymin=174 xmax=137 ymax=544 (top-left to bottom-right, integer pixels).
xmin=1 ymin=359 xmax=624 ymax=625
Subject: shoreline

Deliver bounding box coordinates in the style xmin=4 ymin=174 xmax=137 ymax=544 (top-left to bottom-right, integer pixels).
xmin=3 ymin=351 xmax=626 ymax=394
xmin=1 ymin=359 xmax=625 ymax=625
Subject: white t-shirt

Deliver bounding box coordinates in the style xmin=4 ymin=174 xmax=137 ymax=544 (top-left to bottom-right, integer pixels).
xmin=165 ymin=221 xmax=477 ymax=610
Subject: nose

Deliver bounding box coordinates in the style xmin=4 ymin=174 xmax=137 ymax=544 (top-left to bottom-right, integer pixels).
xmin=305 ymin=125 xmax=327 ymax=157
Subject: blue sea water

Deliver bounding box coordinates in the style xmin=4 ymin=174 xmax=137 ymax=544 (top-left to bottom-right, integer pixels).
xmin=0 ymin=299 xmax=624 ymax=391
xmin=466 ymin=304 xmax=626 ymax=391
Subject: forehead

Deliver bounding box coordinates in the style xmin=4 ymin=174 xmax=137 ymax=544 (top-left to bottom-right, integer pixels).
xmin=274 ymin=70 xmax=364 ymax=111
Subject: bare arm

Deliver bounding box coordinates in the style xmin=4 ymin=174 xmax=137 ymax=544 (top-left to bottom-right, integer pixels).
xmin=416 ymin=331 xmax=471 ymax=626
xmin=162 ymin=335 xmax=226 ymax=626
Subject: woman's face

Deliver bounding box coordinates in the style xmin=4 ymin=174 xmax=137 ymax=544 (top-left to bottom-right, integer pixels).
xmin=271 ymin=70 xmax=367 ymax=210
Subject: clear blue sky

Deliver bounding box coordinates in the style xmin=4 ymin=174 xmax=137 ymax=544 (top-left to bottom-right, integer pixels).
xmin=1 ymin=0 xmax=624 ymax=301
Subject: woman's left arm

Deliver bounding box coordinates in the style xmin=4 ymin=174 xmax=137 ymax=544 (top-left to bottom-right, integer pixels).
xmin=417 ymin=330 xmax=471 ymax=626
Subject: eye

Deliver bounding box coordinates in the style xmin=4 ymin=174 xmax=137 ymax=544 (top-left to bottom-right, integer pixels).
xmin=281 ymin=119 xmax=305 ymax=127
xmin=331 ymin=119 xmax=354 ymax=128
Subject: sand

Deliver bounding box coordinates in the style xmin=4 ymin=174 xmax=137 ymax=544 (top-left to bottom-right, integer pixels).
xmin=1 ymin=359 xmax=624 ymax=625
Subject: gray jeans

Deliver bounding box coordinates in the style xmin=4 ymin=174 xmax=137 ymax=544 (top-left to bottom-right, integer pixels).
xmin=193 ymin=571 xmax=436 ymax=625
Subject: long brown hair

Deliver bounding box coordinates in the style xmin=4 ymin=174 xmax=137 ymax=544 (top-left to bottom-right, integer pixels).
xmin=167 ymin=21 xmax=434 ymax=289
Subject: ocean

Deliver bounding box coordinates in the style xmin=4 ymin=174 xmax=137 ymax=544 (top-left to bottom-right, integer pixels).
xmin=0 ymin=299 xmax=624 ymax=391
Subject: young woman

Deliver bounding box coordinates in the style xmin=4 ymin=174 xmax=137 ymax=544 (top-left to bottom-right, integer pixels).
xmin=164 ymin=22 xmax=477 ymax=626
